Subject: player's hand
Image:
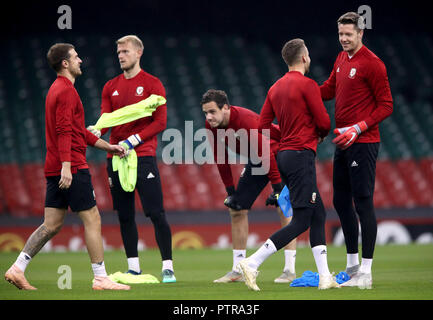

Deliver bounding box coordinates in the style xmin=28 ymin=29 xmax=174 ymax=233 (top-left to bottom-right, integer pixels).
xmin=333 ymin=126 xmax=350 ymax=136
xmin=266 ymin=183 xmax=283 ymax=207
xmin=224 ymin=186 xmax=242 ymax=210
xmin=59 ymin=162 xmax=72 ymax=190
xmin=87 ymin=125 xmax=101 ymax=138
xmin=224 ymin=195 xmax=243 ymax=211
xmin=107 ymin=144 xmax=127 ymax=158
xmin=119 ymin=134 xmax=142 ymax=156
xmin=318 ymin=136 xmax=325 ymax=144
xmin=332 ymin=121 xmax=368 ymax=150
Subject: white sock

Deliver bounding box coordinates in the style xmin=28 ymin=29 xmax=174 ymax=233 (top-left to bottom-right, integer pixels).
xmin=15 ymin=252 xmax=32 ymax=272
xmin=312 ymin=245 xmax=331 ymax=276
xmin=127 ymin=257 xmax=141 ymax=273
xmin=91 ymin=261 xmax=107 ymax=277
xmin=162 ymin=259 xmax=173 ymax=271
xmin=232 ymin=250 xmax=246 ymax=271
xmin=347 ymin=253 xmax=359 ymax=268
xmin=248 ymin=239 xmax=277 ymax=270
xmin=360 ymin=258 xmax=373 ymax=274
xmin=284 ymin=250 xmax=296 ymax=274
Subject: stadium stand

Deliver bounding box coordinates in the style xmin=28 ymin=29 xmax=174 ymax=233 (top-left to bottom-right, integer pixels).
xmin=0 ymin=33 xmax=432 ymax=216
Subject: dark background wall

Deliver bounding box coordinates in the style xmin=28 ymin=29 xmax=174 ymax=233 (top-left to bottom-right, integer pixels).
xmin=2 ymin=1 xmax=432 ymax=44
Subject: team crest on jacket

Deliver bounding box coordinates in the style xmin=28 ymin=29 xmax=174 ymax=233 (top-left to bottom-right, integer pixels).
xmin=135 ymin=86 xmax=144 ymax=96
xmin=349 ymin=68 xmax=357 ymax=79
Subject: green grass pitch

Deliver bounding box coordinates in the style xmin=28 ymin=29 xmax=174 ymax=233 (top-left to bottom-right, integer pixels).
xmin=1 ymin=244 xmax=432 ymax=300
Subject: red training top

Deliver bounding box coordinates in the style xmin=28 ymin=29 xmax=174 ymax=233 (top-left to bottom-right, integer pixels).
xmin=259 ymin=71 xmax=331 ymax=153
xmin=320 ymin=45 xmax=393 ymax=143
xmin=206 ymin=106 xmax=282 ymax=189
xmin=44 ymin=75 xmax=98 ymax=176
xmin=100 ymin=69 xmax=167 ymax=158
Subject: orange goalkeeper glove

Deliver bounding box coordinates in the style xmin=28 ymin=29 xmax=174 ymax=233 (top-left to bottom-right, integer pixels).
xmin=332 ymin=121 xmax=368 ymax=150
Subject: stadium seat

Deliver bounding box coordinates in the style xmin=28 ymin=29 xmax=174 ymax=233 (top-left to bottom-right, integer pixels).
xmin=199 ymin=163 xmax=226 ymax=209
xmin=21 ymin=163 xmax=45 ymax=216
xmin=418 ymin=158 xmax=433 ymax=196
xmin=376 ymin=160 xmax=416 ymax=208
xmin=176 ymin=164 xmax=213 ymax=210
xmin=158 ymin=162 xmax=188 ymax=210
xmin=373 ymin=173 xmax=393 ymax=209
xmin=316 ymin=160 xmax=333 ymax=209
xmin=395 ymin=160 xmax=433 ymax=207
xmin=0 ymin=164 xmax=32 ymax=216
xmin=88 ymin=162 xmax=112 ymax=212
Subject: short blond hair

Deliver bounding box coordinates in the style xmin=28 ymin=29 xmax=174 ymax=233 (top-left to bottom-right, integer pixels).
xmin=116 ymin=35 xmax=143 ymax=50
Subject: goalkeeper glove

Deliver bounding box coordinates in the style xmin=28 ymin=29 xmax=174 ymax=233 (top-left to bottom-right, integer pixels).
xmin=224 ymin=187 xmax=242 ymax=211
xmin=332 ymin=121 xmax=368 ymax=150
xmin=119 ymin=134 xmax=142 ymax=156
xmin=266 ymin=182 xmax=284 ymax=207
xmin=87 ymin=125 xmax=101 ymax=138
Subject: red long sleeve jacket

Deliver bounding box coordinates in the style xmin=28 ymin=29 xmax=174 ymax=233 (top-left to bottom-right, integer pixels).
xmin=44 ymin=76 xmax=98 ymax=176
xmin=260 ymin=71 xmax=331 ymax=153
xmin=100 ymin=70 xmax=167 ymax=157
xmin=205 ymin=106 xmax=282 ymax=189
xmin=320 ymin=45 xmax=393 ymax=142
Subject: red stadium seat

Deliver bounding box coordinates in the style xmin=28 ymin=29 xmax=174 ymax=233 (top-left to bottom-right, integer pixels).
xmin=376 ymin=160 xmax=416 ymax=208
xmin=0 ymin=183 xmax=5 ymax=213
xmin=88 ymin=162 xmax=112 ymax=212
xmin=373 ymin=174 xmax=392 ymax=208
xmin=22 ymin=163 xmax=45 ymax=216
xmin=176 ymin=164 xmax=213 ymax=210
xmin=199 ymin=163 xmax=226 ymax=209
xmin=158 ymin=163 xmax=188 ymax=210
xmin=316 ymin=160 xmax=333 ymax=209
xmin=419 ymin=158 xmax=433 ymax=192
xmin=0 ymin=164 xmax=32 ymax=216
xmin=396 ymin=159 xmax=433 ymax=207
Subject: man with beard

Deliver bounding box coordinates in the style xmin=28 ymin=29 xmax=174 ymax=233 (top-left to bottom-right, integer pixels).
xmin=5 ymin=43 xmax=129 ymax=291
xmin=237 ymin=39 xmax=337 ymax=291
xmin=88 ymin=35 xmax=175 ymax=283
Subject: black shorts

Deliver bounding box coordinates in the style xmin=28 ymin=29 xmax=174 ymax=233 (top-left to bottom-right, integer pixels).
xmin=276 ymin=149 xmax=320 ymax=209
xmin=235 ymin=161 xmax=274 ymax=210
xmin=333 ymin=143 xmax=379 ymax=198
xmin=107 ymin=156 xmax=164 ymax=217
xmin=45 ymin=169 xmax=96 ymax=212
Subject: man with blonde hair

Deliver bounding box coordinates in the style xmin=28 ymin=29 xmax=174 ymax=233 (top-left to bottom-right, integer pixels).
xmin=88 ymin=35 xmax=176 ymax=283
